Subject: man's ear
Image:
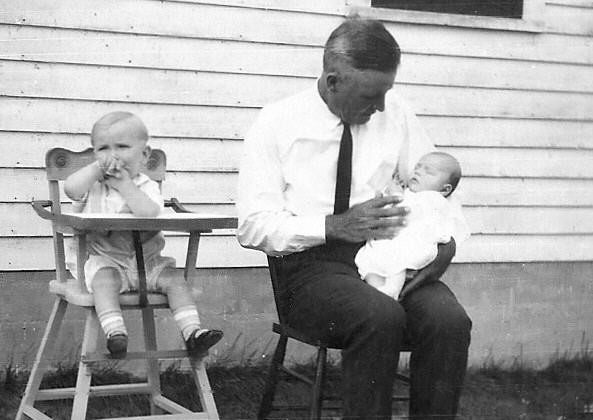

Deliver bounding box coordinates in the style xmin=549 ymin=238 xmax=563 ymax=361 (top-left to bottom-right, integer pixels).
xmin=441 ymin=184 xmax=453 ymax=197
xmin=326 ymin=72 xmax=339 ymax=92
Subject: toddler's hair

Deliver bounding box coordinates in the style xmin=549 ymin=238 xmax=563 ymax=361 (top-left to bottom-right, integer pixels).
xmin=91 ymin=111 xmax=148 ymax=144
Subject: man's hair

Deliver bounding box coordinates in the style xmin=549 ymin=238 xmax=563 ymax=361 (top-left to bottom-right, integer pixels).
xmin=323 ymin=18 xmax=401 ymax=73
xmin=428 ymin=151 xmax=462 ymax=195
xmin=91 ymin=111 xmax=148 ymax=144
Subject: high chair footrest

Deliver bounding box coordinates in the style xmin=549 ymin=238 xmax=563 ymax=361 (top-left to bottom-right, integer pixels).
xmin=36 ymin=383 xmax=153 ymax=400
xmin=82 ymin=349 xmax=191 ymax=363
xmin=107 ymin=414 xmax=212 ymax=420
xmin=21 ymin=405 xmax=53 ymax=420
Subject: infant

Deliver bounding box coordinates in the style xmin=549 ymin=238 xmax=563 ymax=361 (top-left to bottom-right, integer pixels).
xmin=355 ymin=151 xmax=470 ymax=299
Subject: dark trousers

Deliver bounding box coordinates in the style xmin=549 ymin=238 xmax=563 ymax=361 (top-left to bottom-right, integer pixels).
xmin=276 ymin=241 xmax=472 ymax=420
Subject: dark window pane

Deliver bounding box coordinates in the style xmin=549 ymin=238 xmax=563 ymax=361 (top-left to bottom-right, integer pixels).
xmin=371 ymin=0 xmax=523 ymax=18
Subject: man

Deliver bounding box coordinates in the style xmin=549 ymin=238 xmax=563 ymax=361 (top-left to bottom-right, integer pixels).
xmin=237 ymin=18 xmax=471 ymax=419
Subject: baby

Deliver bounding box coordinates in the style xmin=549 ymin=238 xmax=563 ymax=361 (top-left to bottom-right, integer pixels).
xmin=355 ymin=151 xmax=470 ymax=299
xmin=65 ymin=111 xmax=223 ymax=357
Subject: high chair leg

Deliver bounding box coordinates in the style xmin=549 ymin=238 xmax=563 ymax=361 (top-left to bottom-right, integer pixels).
xmin=189 ymin=357 xmax=219 ymax=419
xmin=141 ymin=306 xmax=162 ymax=415
xmin=71 ymin=310 xmax=100 ymax=420
xmin=16 ymin=298 xmax=68 ymax=420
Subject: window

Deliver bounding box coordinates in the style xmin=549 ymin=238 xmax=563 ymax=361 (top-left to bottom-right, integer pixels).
xmin=371 ymin=0 xmax=523 ymax=19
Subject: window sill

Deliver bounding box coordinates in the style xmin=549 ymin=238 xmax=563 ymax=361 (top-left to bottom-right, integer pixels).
xmin=348 ymin=5 xmax=546 ymax=33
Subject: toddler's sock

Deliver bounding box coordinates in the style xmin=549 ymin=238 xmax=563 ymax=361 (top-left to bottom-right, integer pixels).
xmin=97 ymin=308 xmax=127 ymax=338
xmin=172 ymin=305 xmax=202 ymax=341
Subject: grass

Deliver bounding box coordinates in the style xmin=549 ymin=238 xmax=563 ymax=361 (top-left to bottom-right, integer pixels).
xmin=2 ymin=352 xmax=593 ymax=420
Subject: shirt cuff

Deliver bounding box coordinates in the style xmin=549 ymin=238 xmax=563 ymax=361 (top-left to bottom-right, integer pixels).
xmin=288 ymin=214 xmax=326 ymax=247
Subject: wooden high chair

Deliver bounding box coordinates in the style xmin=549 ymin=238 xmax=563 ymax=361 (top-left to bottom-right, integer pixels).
xmin=17 ymin=147 xmax=237 ymax=420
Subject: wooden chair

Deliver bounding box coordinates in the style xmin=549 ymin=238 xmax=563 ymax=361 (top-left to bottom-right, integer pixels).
xmin=17 ymin=147 xmax=237 ymax=420
xmin=257 ymin=255 xmax=411 ymax=420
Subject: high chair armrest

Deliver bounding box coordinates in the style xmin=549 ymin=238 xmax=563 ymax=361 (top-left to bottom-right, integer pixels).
xmin=31 ymin=200 xmax=55 ymax=220
xmin=166 ymin=197 xmax=193 ymax=213
xmin=31 ymin=200 xmax=60 ymax=221
xmin=32 ymin=200 xmax=237 ymax=232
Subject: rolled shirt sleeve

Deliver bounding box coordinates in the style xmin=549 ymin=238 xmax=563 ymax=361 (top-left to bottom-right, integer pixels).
xmin=237 ymin=105 xmax=326 ymax=255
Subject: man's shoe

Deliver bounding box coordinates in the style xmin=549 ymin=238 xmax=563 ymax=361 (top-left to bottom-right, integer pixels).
xmin=107 ymin=333 xmax=128 ymax=358
xmin=186 ymin=329 xmax=223 ymax=357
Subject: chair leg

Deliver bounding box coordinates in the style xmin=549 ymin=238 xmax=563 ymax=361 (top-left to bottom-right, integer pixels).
xmin=70 ymin=310 xmax=100 ymax=420
xmin=141 ymin=306 xmax=163 ymax=415
xmin=16 ymin=298 xmax=68 ymax=420
xmin=189 ymin=356 xmax=220 ymax=419
xmin=257 ymin=334 xmax=288 ymax=420
xmin=310 ymin=346 xmax=327 ymax=420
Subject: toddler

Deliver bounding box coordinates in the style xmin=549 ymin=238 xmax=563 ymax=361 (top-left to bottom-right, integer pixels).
xmin=355 ymin=151 xmax=470 ymax=299
xmin=65 ymin=111 xmax=223 ymax=358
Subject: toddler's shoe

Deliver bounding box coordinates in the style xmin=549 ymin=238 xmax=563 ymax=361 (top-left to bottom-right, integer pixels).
xmin=107 ymin=333 xmax=128 ymax=358
xmin=186 ymin=329 xmax=223 ymax=357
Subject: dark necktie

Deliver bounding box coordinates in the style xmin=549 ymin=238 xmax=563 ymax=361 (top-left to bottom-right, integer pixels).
xmin=333 ymin=122 xmax=352 ymax=215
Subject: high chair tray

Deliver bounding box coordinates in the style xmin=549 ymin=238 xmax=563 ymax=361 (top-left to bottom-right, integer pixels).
xmin=32 ymin=200 xmax=237 ymax=232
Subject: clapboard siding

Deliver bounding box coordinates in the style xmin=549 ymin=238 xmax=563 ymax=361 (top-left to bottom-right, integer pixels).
xmin=545 ymin=1 xmax=593 ymax=34
xmin=1 ymin=0 xmax=592 ymax=270
xmin=5 ymin=203 xmax=593 ymax=238
xmin=6 ymin=171 xmax=593 ymax=208
xmin=4 ymin=27 xmax=593 ymax=93
xmin=4 ymin=62 xmax=593 ymax=121
xmin=3 ymin=0 xmax=593 ymax=64
xmin=4 ymin=234 xmax=593 ymax=269
xmin=0 ymin=132 xmax=244 ymax=170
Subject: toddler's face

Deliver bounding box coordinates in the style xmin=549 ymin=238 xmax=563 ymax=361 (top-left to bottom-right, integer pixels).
xmin=92 ymin=121 xmax=149 ymax=178
xmin=408 ymin=154 xmax=452 ymax=194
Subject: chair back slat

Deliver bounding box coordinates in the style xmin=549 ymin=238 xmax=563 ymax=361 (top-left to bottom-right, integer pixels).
xmin=45 ymin=147 xmax=166 ymax=182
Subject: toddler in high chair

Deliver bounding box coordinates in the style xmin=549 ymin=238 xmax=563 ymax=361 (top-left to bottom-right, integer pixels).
xmin=355 ymin=151 xmax=470 ymax=300
xmin=64 ymin=111 xmax=223 ymax=358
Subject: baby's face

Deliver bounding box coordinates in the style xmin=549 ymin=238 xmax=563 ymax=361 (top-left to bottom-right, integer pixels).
xmin=407 ymin=154 xmax=452 ymax=194
xmin=92 ymin=121 xmax=149 ymax=178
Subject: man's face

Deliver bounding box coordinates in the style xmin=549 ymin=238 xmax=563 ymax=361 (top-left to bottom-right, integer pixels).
xmin=326 ymin=64 xmax=396 ymax=125
xmin=408 ymin=154 xmax=453 ymax=195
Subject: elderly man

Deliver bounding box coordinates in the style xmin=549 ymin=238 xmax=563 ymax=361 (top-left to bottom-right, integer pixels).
xmin=237 ymin=18 xmax=471 ymax=419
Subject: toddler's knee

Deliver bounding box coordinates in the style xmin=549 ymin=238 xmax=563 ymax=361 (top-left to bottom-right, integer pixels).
xmin=92 ymin=268 xmax=121 ymax=290
xmin=160 ymin=276 xmax=190 ymax=294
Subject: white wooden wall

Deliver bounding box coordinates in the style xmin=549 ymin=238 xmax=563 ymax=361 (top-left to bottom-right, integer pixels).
xmin=1 ymin=0 xmax=592 ymax=270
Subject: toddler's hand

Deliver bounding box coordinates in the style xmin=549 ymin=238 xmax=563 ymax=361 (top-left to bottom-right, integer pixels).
xmin=103 ymin=159 xmax=132 ymax=190
xmin=98 ymin=156 xmax=118 ymax=178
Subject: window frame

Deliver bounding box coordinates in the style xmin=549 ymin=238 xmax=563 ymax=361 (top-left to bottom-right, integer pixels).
xmin=346 ymin=0 xmax=546 ymax=33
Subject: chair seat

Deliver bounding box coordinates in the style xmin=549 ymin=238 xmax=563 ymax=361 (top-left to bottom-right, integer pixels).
xmin=49 ymin=279 xmax=201 ymax=308
xmin=272 ymin=322 xmax=413 ymax=352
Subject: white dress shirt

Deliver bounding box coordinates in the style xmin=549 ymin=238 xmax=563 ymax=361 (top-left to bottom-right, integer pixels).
xmin=237 ymin=83 xmax=435 ymax=256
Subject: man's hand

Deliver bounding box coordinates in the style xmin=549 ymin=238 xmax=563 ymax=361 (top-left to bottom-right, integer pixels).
xmin=399 ymin=238 xmax=456 ymax=300
xmin=325 ymin=195 xmax=408 ymax=243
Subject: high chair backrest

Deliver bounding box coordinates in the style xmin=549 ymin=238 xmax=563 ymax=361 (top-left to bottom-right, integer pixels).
xmin=46 ymin=147 xmax=166 ymax=209
xmin=46 ymin=147 xmax=166 ymax=181
xmin=44 ymin=147 xmax=166 ymax=283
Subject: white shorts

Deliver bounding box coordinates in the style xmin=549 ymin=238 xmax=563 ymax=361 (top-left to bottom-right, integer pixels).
xmin=84 ymin=254 xmax=176 ymax=293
